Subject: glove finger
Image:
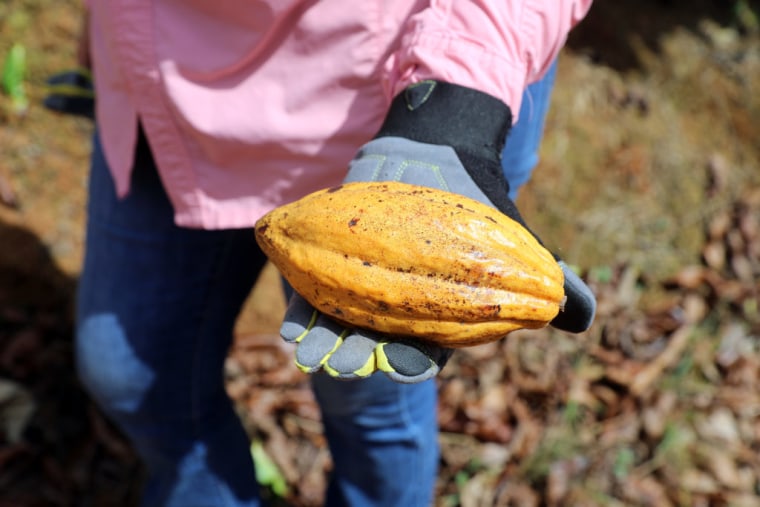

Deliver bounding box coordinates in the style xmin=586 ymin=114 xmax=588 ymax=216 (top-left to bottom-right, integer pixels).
xmin=294 ymin=315 xmax=347 ymax=373
xmin=280 ymin=295 xmax=319 ymax=344
xmin=324 ymin=331 xmax=378 ymax=380
xmin=377 ymin=339 xmax=454 ymax=384
xmin=550 ymin=261 xmax=596 ymax=333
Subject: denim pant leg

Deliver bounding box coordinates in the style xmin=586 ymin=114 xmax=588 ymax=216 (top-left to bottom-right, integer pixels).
xmin=75 ymin=132 xmax=266 ymax=506
xmin=312 ymin=373 xmax=438 ymax=507
xmin=269 ymin=279 xmax=440 ymax=507
xmin=502 ymin=60 xmax=558 ymax=199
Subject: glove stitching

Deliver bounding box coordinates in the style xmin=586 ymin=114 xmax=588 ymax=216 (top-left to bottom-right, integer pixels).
xmin=404 ymin=80 xmax=437 ymax=110
xmin=393 ymin=159 xmax=449 ymax=191
xmin=360 ymin=154 xmax=386 ymax=181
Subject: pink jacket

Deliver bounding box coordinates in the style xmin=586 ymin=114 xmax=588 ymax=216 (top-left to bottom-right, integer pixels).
xmin=87 ymin=0 xmax=592 ymax=229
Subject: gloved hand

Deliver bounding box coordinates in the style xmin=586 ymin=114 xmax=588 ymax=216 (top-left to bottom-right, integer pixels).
xmin=280 ymin=80 xmax=596 ymax=383
xmin=43 ymin=68 xmax=94 ymax=119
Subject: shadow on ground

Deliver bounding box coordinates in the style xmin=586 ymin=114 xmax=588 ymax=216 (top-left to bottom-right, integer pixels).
xmin=567 ymin=0 xmax=759 ymax=71
xmin=0 ymin=219 xmax=142 ymax=506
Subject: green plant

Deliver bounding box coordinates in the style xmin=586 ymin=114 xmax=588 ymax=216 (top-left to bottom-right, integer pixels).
xmin=250 ymin=440 xmax=289 ymax=498
xmin=2 ymin=43 xmax=28 ymax=114
xmin=734 ymin=0 xmax=760 ymax=33
xmin=612 ymin=447 xmax=635 ymax=480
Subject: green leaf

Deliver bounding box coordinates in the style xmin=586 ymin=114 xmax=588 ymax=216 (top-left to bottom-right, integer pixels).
xmin=250 ymin=440 xmax=289 ymax=498
xmin=562 ymin=400 xmax=583 ymax=427
xmin=735 ymin=0 xmax=759 ymax=33
xmin=2 ymin=43 xmax=28 ymax=113
xmin=589 ymin=265 xmax=613 ymax=284
xmin=613 ymin=447 xmax=635 ymax=479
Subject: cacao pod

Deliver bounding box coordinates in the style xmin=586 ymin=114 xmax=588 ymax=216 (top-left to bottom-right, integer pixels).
xmin=255 ymin=181 xmax=565 ymax=347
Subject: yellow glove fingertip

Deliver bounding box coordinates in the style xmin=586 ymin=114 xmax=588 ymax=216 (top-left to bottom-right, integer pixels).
xmin=375 ymin=342 xmax=394 ymax=374
xmin=352 ymin=353 xmax=377 ymax=378
xmin=323 ymin=362 xmax=341 ymax=378
xmin=324 ymin=334 xmax=377 ymax=379
xmin=294 ymin=362 xmax=312 ymax=374
xmin=323 ymin=354 xmax=375 ymax=378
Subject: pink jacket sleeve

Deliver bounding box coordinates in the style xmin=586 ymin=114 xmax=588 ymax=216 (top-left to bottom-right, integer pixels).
xmin=385 ymin=0 xmax=593 ymax=119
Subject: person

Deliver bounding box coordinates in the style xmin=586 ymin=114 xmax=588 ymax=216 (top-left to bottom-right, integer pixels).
xmin=72 ymin=1 xmax=597 ymax=506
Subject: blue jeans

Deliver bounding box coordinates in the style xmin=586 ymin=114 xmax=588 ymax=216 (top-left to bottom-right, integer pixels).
xmin=502 ymin=60 xmax=558 ymax=198
xmin=75 ymin=67 xmax=555 ymax=507
xmin=76 ymin=132 xmax=438 ymax=507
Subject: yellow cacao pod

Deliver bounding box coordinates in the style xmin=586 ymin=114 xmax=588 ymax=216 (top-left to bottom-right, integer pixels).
xmin=255 ymin=181 xmax=565 ymax=347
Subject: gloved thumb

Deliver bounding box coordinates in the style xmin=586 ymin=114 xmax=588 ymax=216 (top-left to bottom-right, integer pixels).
xmin=550 ymin=261 xmax=596 ymax=333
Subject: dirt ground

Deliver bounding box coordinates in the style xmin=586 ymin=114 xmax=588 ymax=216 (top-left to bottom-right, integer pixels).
xmin=1 ymin=1 xmax=760 ymax=506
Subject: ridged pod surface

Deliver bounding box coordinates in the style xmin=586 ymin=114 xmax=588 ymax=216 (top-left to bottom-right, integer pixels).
xmin=255 ymin=181 xmax=565 ymax=347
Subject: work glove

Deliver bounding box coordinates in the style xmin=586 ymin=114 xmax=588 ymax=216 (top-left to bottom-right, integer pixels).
xmin=280 ymin=80 xmax=596 ymax=383
xmin=43 ymin=68 xmax=94 ymax=119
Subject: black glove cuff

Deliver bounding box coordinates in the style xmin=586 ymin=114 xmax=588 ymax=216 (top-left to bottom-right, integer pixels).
xmin=374 ymin=81 xmax=512 ymax=165
xmin=375 ymin=80 xmax=520 ymax=220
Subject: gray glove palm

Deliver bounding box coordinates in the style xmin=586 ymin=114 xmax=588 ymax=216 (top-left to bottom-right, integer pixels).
xmin=280 ymin=81 xmax=596 ymax=383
